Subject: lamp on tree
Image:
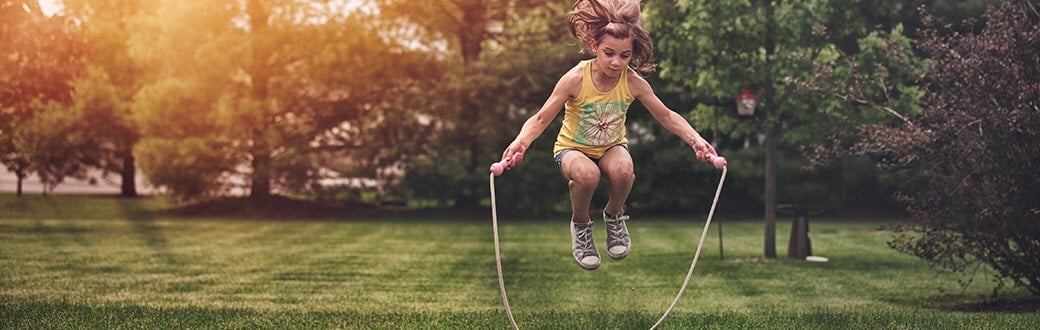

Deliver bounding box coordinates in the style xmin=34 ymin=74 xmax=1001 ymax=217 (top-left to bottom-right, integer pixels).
xmin=736 ymin=89 xmax=758 ymax=116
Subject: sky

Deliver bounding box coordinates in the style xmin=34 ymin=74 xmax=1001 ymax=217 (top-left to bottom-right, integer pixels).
xmin=38 ymin=0 xmax=62 ymax=16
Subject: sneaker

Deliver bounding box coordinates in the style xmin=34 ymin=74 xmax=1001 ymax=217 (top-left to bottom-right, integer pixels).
xmin=604 ymin=210 xmax=631 ymax=260
xmin=570 ymin=221 xmax=600 ymax=270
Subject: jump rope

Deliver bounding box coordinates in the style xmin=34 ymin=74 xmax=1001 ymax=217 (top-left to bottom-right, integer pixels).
xmin=488 ymin=153 xmax=728 ymax=329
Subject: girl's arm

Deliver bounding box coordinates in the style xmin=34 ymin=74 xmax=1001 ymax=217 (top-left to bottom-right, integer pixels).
xmin=501 ymin=66 xmax=583 ymax=168
xmin=629 ymin=70 xmax=717 ymax=163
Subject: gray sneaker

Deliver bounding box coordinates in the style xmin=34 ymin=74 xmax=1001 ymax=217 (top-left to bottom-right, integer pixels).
xmin=604 ymin=210 xmax=631 ymax=260
xmin=570 ymin=221 xmax=600 ymax=270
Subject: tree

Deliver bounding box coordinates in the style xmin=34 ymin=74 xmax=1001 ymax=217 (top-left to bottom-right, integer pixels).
xmin=807 ymin=1 xmax=1040 ymax=295
xmin=14 ymin=100 xmax=95 ymax=195
xmin=127 ymin=1 xmax=237 ymax=199
xmin=0 ymin=1 xmax=87 ymax=196
xmin=378 ymin=0 xmax=565 ymax=208
xmin=796 ymin=23 xmax=925 ymax=169
xmin=61 ymin=0 xmax=154 ymax=197
xmin=646 ymin=0 xmax=907 ymax=258
xmin=130 ymin=0 xmax=431 ymax=201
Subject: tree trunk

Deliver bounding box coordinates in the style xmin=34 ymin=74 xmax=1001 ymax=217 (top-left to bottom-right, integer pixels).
xmin=455 ymin=74 xmax=482 ymax=208
xmin=250 ymin=141 xmax=272 ymax=200
xmin=16 ymin=173 xmax=23 ymax=197
xmin=120 ymin=148 xmax=137 ymax=197
xmin=761 ymin=0 xmax=778 ymax=259
xmin=763 ymin=124 xmax=778 ymax=259
xmin=452 ymin=1 xmax=487 ymax=208
xmin=247 ymin=0 xmax=272 ymax=201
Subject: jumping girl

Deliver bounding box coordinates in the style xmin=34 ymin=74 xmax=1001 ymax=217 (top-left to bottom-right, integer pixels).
xmin=499 ymin=0 xmax=718 ymax=270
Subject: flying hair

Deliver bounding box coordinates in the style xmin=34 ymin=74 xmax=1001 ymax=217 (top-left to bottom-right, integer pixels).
xmin=565 ymin=0 xmax=656 ymax=73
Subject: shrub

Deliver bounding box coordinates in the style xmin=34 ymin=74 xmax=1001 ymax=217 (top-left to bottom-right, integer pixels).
xmin=873 ymin=3 xmax=1039 ymax=295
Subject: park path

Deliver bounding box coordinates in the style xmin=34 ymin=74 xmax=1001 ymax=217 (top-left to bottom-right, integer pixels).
xmin=0 ymin=169 xmax=154 ymax=195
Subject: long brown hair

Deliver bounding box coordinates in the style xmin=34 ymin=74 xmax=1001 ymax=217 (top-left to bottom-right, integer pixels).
xmin=565 ymin=0 xmax=656 ymax=73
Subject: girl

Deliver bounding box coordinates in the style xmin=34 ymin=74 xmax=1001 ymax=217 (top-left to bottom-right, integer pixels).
xmin=499 ymin=0 xmax=717 ymax=270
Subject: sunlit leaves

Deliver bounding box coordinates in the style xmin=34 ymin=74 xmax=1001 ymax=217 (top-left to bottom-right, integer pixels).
xmin=124 ymin=0 xmax=434 ymax=199
xmin=0 ymin=3 xmax=86 ymax=114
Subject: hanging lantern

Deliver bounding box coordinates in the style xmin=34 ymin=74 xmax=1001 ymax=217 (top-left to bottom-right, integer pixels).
xmin=736 ymin=89 xmax=758 ymax=116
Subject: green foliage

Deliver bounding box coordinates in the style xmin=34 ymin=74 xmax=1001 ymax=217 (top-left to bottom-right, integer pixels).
xmin=20 ymin=65 xmax=136 ymax=194
xmin=135 ymin=137 xmax=232 ymax=200
xmin=132 ymin=78 xmax=223 ymax=139
xmin=796 ymin=24 xmax=926 ymax=168
xmin=641 ymin=0 xmax=918 ymax=229
xmin=60 ymin=0 xmax=153 ymax=196
xmin=4 ymin=65 xmax=129 ymax=195
xmin=122 ymin=0 xmax=435 ymax=200
xmin=0 ymin=0 xmax=937 ymax=218
xmin=931 ymin=0 xmax=1000 ymax=24
xmin=648 ymin=0 xmax=907 ymax=134
xmin=0 ymin=2 xmax=87 ymax=193
xmin=490 ymin=146 xmax=569 ymax=217
xmin=14 ymin=101 xmax=92 ymax=193
xmin=405 ymin=153 xmax=472 ymax=208
xmin=806 ymin=1 xmax=1040 ymax=296
xmin=394 ymin=1 xmax=580 ymax=210
xmin=404 ymin=0 xmax=921 ymax=216
xmin=628 ymin=138 xmax=899 ymax=216
xmin=627 ymin=137 xmax=721 ymax=213
xmin=130 ymin=76 xmax=235 ymax=199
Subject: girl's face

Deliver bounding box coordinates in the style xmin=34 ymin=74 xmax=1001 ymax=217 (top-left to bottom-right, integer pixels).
xmin=591 ymin=35 xmax=634 ymax=78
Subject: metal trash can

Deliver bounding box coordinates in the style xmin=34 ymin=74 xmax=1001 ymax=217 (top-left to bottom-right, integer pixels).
xmin=777 ymin=204 xmax=825 ymax=260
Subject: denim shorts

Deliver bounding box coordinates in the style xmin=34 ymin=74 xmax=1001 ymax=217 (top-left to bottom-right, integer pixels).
xmin=553 ymin=145 xmax=628 ymax=173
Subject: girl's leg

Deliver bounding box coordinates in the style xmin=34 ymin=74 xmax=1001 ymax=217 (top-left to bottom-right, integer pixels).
xmin=598 ymin=145 xmax=634 ymax=260
xmin=598 ymin=146 xmax=635 ymax=215
xmin=560 ymin=151 xmax=601 ymax=223
xmin=560 ymin=150 xmax=602 ymax=270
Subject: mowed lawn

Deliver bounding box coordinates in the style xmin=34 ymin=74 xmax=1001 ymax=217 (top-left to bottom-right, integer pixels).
xmin=1 ymin=195 xmax=1037 ymax=329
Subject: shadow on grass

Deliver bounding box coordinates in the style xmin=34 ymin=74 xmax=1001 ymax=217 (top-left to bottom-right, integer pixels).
xmin=117 ymin=197 xmax=177 ymax=264
xmin=15 ymin=224 xmax=96 ymax=235
xmin=951 ymin=297 xmax=1040 ymax=313
xmin=882 ymin=286 xmax=1040 ymax=314
xmin=891 ymin=294 xmax=1040 ymax=314
xmin=164 ymin=195 xmax=502 ymax=221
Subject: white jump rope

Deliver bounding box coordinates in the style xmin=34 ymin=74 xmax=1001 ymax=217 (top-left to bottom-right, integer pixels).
xmin=489 ymin=154 xmax=728 ymax=329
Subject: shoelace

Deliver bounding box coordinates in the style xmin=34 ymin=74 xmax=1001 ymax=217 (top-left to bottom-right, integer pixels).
xmin=574 ymin=224 xmax=597 ymax=258
xmin=606 ymin=215 xmax=630 ymax=245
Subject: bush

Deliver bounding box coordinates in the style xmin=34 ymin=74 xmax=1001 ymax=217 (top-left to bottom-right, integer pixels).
xmin=874 ymin=3 xmax=1040 ymax=296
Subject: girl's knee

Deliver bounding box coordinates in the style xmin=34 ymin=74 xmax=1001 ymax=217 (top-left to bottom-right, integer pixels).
xmin=569 ymin=167 xmax=601 ymax=188
xmin=604 ymin=163 xmax=634 ymax=182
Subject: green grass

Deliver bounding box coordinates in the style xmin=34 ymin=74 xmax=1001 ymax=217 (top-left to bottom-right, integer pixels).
xmin=1 ymin=194 xmax=1037 ymax=329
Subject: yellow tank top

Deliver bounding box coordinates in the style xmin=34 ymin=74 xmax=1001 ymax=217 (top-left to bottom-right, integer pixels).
xmin=553 ymin=59 xmax=634 ymax=159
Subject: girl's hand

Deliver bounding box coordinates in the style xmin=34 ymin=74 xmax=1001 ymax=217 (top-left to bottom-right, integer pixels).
xmin=691 ymin=138 xmax=718 ymax=164
xmin=501 ymin=142 xmax=527 ymax=170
